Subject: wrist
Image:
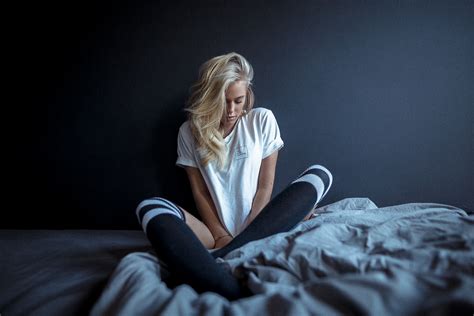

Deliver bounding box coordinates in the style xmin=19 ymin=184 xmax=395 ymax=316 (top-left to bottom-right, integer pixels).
xmin=214 ymin=234 xmax=231 ymax=241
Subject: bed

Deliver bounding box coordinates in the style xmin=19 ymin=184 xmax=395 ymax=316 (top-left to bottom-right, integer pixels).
xmin=1 ymin=198 xmax=473 ymax=315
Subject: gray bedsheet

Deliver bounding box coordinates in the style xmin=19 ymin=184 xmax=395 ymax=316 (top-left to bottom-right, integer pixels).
xmin=90 ymin=198 xmax=474 ymax=316
xmin=0 ymin=230 xmax=150 ymax=316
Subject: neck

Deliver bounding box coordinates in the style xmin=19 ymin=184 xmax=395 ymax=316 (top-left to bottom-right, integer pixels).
xmin=222 ymin=121 xmax=237 ymax=138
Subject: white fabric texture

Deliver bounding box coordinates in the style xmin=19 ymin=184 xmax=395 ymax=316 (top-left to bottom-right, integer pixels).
xmin=176 ymin=107 xmax=284 ymax=236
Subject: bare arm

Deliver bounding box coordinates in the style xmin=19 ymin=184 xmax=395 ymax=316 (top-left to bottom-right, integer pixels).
xmin=245 ymin=150 xmax=279 ymax=226
xmin=184 ymin=166 xmax=230 ymax=240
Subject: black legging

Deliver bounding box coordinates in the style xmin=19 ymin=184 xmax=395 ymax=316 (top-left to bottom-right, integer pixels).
xmin=136 ymin=164 xmax=332 ymax=300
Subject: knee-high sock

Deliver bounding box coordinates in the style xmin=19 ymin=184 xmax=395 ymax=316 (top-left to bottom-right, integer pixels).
xmin=212 ymin=164 xmax=333 ymax=259
xmin=136 ymin=197 xmax=244 ymax=300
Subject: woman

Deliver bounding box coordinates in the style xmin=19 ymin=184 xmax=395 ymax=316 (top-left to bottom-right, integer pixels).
xmin=136 ymin=52 xmax=333 ymax=300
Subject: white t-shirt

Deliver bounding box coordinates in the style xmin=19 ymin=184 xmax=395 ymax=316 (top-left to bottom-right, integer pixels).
xmin=176 ymin=107 xmax=284 ymax=236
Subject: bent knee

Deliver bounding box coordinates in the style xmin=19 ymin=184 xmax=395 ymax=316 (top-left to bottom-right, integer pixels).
xmin=305 ymin=164 xmax=333 ymax=184
xmin=136 ymin=197 xmax=185 ymax=231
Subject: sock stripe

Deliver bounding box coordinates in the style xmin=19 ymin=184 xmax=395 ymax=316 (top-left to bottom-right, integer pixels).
xmin=291 ymin=164 xmax=333 ymax=208
xmin=136 ymin=198 xmax=182 ymax=220
xmin=299 ymin=165 xmax=333 ymax=199
xmin=136 ymin=198 xmax=184 ymax=227
xmin=142 ymin=208 xmax=180 ymax=234
xmin=292 ymin=173 xmax=324 ymax=203
xmin=308 ymin=169 xmax=330 ymax=188
xmin=150 ymin=197 xmax=185 ymax=217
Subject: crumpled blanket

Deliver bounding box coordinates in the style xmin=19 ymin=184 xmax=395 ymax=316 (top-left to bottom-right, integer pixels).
xmin=91 ymin=198 xmax=474 ymax=316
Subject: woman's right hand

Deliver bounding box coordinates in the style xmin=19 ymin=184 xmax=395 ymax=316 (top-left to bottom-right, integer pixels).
xmin=214 ymin=235 xmax=233 ymax=249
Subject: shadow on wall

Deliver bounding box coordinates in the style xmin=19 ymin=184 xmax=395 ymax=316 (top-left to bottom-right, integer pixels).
xmin=151 ymin=97 xmax=197 ymax=217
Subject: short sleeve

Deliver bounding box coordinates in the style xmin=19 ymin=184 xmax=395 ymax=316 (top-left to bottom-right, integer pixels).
xmin=176 ymin=123 xmax=198 ymax=168
xmin=260 ymin=110 xmax=284 ymax=158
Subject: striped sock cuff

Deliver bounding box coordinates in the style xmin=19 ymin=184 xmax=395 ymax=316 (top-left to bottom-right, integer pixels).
xmin=292 ymin=164 xmax=333 ymax=205
xmin=136 ymin=197 xmax=185 ymax=233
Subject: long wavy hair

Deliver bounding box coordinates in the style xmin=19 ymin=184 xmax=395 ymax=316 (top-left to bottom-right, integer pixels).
xmin=185 ymin=52 xmax=255 ymax=168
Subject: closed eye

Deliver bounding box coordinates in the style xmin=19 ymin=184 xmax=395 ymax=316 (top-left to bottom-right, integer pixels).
xmin=226 ymin=96 xmax=245 ymax=103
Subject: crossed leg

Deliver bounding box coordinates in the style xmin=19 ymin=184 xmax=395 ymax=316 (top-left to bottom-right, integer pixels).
xmin=136 ymin=164 xmax=332 ymax=299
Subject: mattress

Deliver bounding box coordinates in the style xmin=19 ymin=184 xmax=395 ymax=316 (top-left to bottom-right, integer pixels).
xmin=1 ymin=198 xmax=473 ymax=316
xmin=0 ymin=230 xmax=150 ymax=315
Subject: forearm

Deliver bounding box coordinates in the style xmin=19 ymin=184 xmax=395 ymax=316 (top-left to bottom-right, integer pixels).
xmin=247 ymin=152 xmax=278 ymax=225
xmin=249 ymin=187 xmax=272 ymax=219
xmin=185 ymin=166 xmax=230 ymax=239
xmin=194 ymin=191 xmax=230 ymax=239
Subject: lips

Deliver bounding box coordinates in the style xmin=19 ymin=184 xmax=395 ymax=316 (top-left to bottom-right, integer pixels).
xmin=227 ymin=116 xmax=237 ymax=121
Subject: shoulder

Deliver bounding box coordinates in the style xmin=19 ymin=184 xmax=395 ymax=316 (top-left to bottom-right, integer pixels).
xmin=247 ymin=107 xmax=277 ymax=122
xmin=177 ymin=120 xmax=195 ymax=144
xmin=179 ymin=120 xmax=191 ymax=132
xmin=248 ymin=107 xmax=273 ymax=117
xmin=178 ymin=120 xmax=193 ymax=137
xmin=246 ymin=107 xmax=279 ymax=128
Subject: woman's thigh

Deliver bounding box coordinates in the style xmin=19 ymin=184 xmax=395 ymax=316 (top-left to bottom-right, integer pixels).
xmin=177 ymin=206 xmax=215 ymax=249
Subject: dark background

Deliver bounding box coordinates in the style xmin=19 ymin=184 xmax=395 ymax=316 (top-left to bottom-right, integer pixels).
xmin=7 ymin=0 xmax=473 ymax=229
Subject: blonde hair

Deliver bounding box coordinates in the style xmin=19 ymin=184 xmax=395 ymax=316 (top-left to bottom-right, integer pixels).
xmin=185 ymin=52 xmax=255 ymax=168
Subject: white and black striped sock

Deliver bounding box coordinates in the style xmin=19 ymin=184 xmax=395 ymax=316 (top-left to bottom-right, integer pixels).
xmin=292 ymin=164 xmax=333 ymax=209
xmin=136 ymin=197 xmax=185 ymax=234
xmin=212 ymin=164 xmax=333 ymax=259
xmin=135 ymin=197 xmax=245 ymax=300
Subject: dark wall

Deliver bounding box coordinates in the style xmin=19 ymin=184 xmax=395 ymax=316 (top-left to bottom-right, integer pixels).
xmin=7 ymin=0 xmax=473 ymax=229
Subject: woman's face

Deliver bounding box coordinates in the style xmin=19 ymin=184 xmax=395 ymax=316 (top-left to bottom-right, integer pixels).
xmin=222 ymin=80 xmax=247 ymax=128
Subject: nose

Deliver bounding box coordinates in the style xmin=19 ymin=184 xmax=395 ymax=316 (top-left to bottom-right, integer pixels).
xmin=227 ymin=102 xmax=236 ymax=115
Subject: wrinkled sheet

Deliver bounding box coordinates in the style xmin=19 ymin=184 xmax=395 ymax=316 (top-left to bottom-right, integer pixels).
xmin=91 ymin=198 xmax=474 ymax=316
